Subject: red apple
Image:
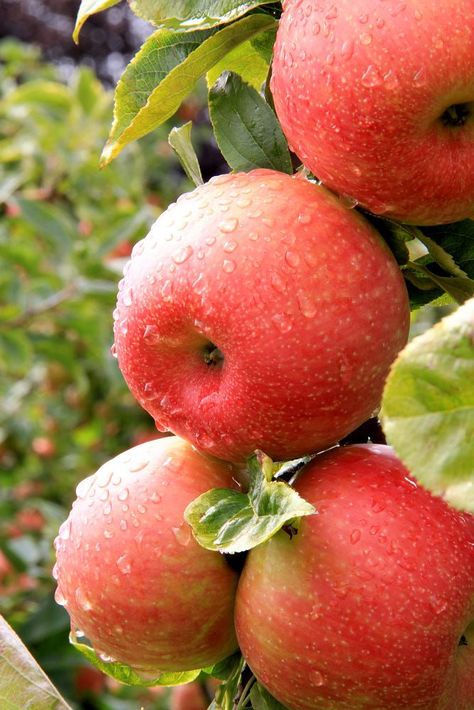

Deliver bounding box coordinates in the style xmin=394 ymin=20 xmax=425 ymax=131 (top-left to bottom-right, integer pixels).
xmin=271 ymin=0 xmax=474 ymax=225
xmin=235 ymin=445 xmax=474 ymax=709
xmin=53 ymin=436 xmax=239 ymax=676
xmin=113 ymin=170 xmax=409 ymax=463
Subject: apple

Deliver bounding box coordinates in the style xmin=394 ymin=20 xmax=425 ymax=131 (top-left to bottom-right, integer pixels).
xmin=113 ymin=169 xmax=409 ymax=463
xmin=170 ymin=682 xmax=208 ymax=710
xmin=53 ymin=436 xmax=239 ymax=675
xmin=235 ymin=444 xmax=474 ymax=709
xmin=271 ymin=0 xmax=474 ymax=225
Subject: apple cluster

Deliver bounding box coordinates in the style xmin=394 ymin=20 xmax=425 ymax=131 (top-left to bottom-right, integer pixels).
xmin=54 ymin=0 xmax=474 ymax=707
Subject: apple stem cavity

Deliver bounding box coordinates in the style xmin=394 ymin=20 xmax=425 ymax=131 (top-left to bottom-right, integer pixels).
xmin=441 ymin=103 xmax=472 ymax=128
xmin=203 ymin=342 xmax=224 ymax=367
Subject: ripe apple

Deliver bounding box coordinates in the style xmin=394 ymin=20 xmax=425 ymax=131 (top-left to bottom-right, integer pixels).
xmin=113 ymin=169 xmax=409 ymax=463
xmin=53 ymin=436 xmax=239 ymax=675
xmin=271 ymin=0 xmax=474 ymax=225
xmin=235 ymin=444 xmax=474 ymax=709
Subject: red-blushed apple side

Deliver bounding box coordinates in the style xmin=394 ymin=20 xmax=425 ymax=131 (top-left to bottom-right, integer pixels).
xmin=53 ymin=437 xmax=239 ymax=675
xmin=113 ymin=170 xmax=409 ymax=463
xmin=272 ymin=0 xmax=474 ymax=226
xmin=235 ymin=445 xmax=474 ymax=710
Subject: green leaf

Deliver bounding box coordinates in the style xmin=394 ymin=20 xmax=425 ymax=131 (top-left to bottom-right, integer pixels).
xmin=208 ymin=654 xmax=245 ymax=710
xmin=250 ymin=684 xmax=289 ymax=710
xmin=71 ymin=638 xmax=200 ymax=686
xmin=0 ymin=331 xmax=32 ymax=371
xmin=406 ymin=263 xmax=474 ymax=305
xmin=206 ymin=27 xmax=276 ymax=90
xmin=168 ymin=122 xmax=203 ymax=186
xmin=15 ymin=198 xmax=75 ymax=255
xmin=101 ymin=14 xmax=276 ymax=165
xmin=416 ymin=233 xmax=468 ymax=278
xmin=73 ymin=0 xmax=122 ymax=43
xmin=185 ymin=451 xmax=315 ymax=554
xmin=129 ymin=0 xmax=274 ymax=32
xmin=381 ymin=299 xmax=474 ymax=512
xmin=3 ymin=81 xmax=72 ymax=111
xmin=203 ymin=652 xmax=242 ymax=681
xmin=209 ymin=71 xmax=292 ymax=173
xmin=0 ymin=615 xmax=72 ymax=709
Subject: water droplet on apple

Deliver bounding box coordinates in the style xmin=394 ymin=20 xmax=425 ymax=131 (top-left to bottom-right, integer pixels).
xmin=223 ymin=240 xmax=237 ymax=253
xmin=143 ymin=325 xmax=159 ymax=342
xmin=118 ymin=488 xmax=129 ymax=502
xmin=98 ymin=488 xmax=109 ymax=502
xmin=54 ymin=587 xmax=68 ymax=606
xmin=103 ymin=529 xmax=113 ymax=539
xmin=110 ymin=343 xmax=118 ymax=359
xmin=223 ymin=259 xmax=236 ymax=273
xmin=350 ymin=529 xmax=361 ymax=544
xmin=325 ymin=5 xmax=337 ymax=19
xmin=122 ymin=288 xmax=133 ymax=307
xmin=360 ymin=32 xmax=372 ymax=46
xmin=119 ymin=319 xmax=128 ymax=335
xmin=340 ymin=39 xmax=355 ymax=60
xmin=103 ymin=502 xmax=112 ymax=516
xmin=116 ymin=554 xmax=132 ymax=575
xmin=172 ymin=244 xmax=193 ymax=264
xmin=172 ymin=523 xmax=192 ymax=546
xmin=271 ymin=313 xmax=293 ymax=333
xmin=98 ymin=652 xmax=115 ymax=663
xmin=137 ymin=503 xmax=147 ymax=515
xmin=75 ymin=588 xmax=93 ymax=611
xmin=219 ymin=218 xmax=238 ymax=233
xmin=129 ymin=459 xmax=148 ymax=473
xmin=285 ymin=250 xmax=300 ymax=268
xmin=161 ymin=280 xmax=173 ymax=302
xmin=58 ymin=520 xmax=71 ymax=540
xmin=297 ymin=291 xmax=317 ymax=318
xmin=311 ymin=670 xmax=325 ymax=687
xmin=76 ymin=476 xmax=95 ymax=499
xmin=119 ymin=519 xmax=127 ymax=531
xmin=312 ymin=21 xmax=321 ymax=35
xmin=413 ymin=67 xmax=426 ymax=87
xmin=361 ymin=65 xmax=383 ymax=87
xmin=375 ymin=16 xmax=385 ymax=28
xmin=371 ymin=498 xmax=385 ymax=513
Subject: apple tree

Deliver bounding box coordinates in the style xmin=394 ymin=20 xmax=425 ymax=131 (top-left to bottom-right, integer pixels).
xmin=2 ymin=0 xmax=474 ymax=708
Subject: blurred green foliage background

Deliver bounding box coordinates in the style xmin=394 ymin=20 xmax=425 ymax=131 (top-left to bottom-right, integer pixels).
xmin=0 ymin=38 xmax=217 ymax=709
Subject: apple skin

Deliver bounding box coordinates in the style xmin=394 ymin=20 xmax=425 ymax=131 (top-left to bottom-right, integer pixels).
xmin=235 ymin=444 xmax=474 ymax=709
xmin=53 ymin=436 xmax=239 ymax=675
xmin=113 ymin=169 xmax=409 ymax=463
xmin=271 ymin=0 xmax=474 ymax=225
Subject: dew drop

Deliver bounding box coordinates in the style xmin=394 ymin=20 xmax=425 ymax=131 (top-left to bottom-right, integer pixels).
xmin=129 ymin=459 xmax=148 ymax=473
xmin=285 ymin=251 xmax=300 ymax=268
xmin=206 ymin=235 xmax=216 ymax=246
xmin=103 ymin=529 xmax=113 ymax=539
xmin=223 ymin=240 xmax=237 ymax=253
xmin=118 ymin=488 xmax=129 ymax=502
xmin=271 ymin=273 xmax=286 ymax=293
xmin=358 ymin=13 xmax=369 ymax=23
xmin=122 ymin=288 xmax=133 ymax=307
xmin=54 ymin=587 xmax=68 ymax=606
xmin=58 ymin=520 xmax=71 ymax=540
xmin=172 ymin=523 xmax=192 ymax=546
xmin=223 ymin=259 xmax=236 ymax=273
xmin=98 ymin=489 xmax=109 ymax=502
xmin=173 ymin=244 xmax=193 ymax=264
xmin=325 ymin=5 xmax=337 ymax=19
xmin=143 ymin=325 xmax=159 ymax=342
xmin=311 ymin=670 xmax=325 ymax=687
xmin=340 ymin=39 xmax=354 ymax=60
xmin=219 ymin=218 xmax=238 ymax=234
xmin=161 ymin=280 xmax=173 ymax=302
xmin=360 ymin=33 xmax=373 ymax=46
xmin=119 ymin=519 xmax=128 ymax=531
xmin=350 ymin=529 xmax=361 ymax=544
xmin=75 ymin=588 xmax=93 ymax=611
xmin=116 ymin=554 xmax=132 ymax=575
xmin=103 ymin=502 xmax=112 ymax=516
xmin=413 ymin=67 xmax=426 ymax=87
xmin=110 ymin=343 xmax=118 ymax=359
xmin=137 ymin=503 xmax=147 ymax=514
xmin=271 ymin=313 xmax=293 ymax=334
xmin=361 ymin=65 xmax=383 ymax=87
xmin=297 ymin=291 xmax=317 ymax=318
xmin=369 ymin=525 xmax=380 ymax=535
xmin=312 ymin=21 xmax=320 ymax=35
xmin=149 ymin=491 xmax=161 ymax=503
xmin=371 ymin=498 xmax=385 ymax=513
xmin=375 ymin=16 xmax=385 ymax=28
xmin=52 ymin=563 xmax=59 ymax=580
xmin=76 ymin=476 xmax=95 ymax=499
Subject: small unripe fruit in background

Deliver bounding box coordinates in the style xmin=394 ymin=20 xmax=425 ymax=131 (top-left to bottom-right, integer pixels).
xmin=114 ymin=169 xmax=409 ymax=463
xmin=235 ymin=445 xmax=474 ymax=709
xmin=54 ymin=437 xmax=239 ymax=676
xmin=272 ymin=0 xmax=474 ymax=225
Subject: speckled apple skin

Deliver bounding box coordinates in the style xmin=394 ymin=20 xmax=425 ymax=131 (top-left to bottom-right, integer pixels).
xmin=235 ymin=445 xmax=474 ymax=710
xmin=272 ymin=0 xmax=474 ymax=225
xmin=113 ymin=170 xmax=409 ymax=463
xmin=54 ymin=437 xmax=239 ymax=675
